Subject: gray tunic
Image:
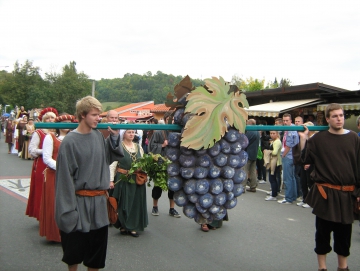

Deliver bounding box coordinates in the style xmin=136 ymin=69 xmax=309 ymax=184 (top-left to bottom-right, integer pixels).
xmin=55 ymin=129 xmax=124 ymax=233
xmin=148 ymin=130 xmax=168 ymax=156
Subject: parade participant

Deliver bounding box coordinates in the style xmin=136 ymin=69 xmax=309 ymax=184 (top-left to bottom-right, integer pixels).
xmin=4 ymin=118 xmax=15 ymax=154
xmin=55 ymin=96 xmax=124 ymax=271
xmin=26 ymin=107 xmax=58 ymax=220
xmin=298 ymin=103 xmax=360 ymax=271
xmin=112 ymin=129 xmax=148 ymax=237
xmin=100 ymin=110 xmax=119 ymax=139
xmin=39 ymin=113 xmax=75 ymax=242
xmin=103 ymin=110 xmax=120 ymax=193
xmin=16 ymin=105 xmax=28 ymax=119
xmin=22 ymin=117 xmax=35 ymax=159
xmin=11 ymin=119 xmax=19 ymax=154
xmin=148 ymin=112 xmax=181 ymax=217
xmin=16 ymin=115 xmax=28 ymax=156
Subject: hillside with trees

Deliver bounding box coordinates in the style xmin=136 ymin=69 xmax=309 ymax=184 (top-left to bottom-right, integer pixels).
xmin=95 ymin=71 xmax=204 ymax=104
xmin=0 ymin=60 xmax=291 ymax=112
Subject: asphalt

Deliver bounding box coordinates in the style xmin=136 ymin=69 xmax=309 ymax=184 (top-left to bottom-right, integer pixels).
xmin=0 ymin=138 xmax=360 ymax=271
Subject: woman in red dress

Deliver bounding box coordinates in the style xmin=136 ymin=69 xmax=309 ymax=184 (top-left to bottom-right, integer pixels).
xmin=25 ymin=107 xmax=58 ymax=220
xmin=39 ymin=114 xmax=74 ymax=242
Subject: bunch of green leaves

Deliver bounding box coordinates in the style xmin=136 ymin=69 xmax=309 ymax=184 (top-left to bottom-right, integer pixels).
xmin=119 ymin=153 xmax=171 ymax=191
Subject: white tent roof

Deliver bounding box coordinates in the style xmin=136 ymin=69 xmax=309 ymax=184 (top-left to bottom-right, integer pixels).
xmin=245 ymin=99 xmax=321 ymax=117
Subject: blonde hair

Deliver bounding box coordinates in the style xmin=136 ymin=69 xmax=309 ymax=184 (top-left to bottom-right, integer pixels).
xmin=304 ymin=121 xmax=314 ymax=126
xmin=269 ymin=131 xmax=280 ymax=138
xmin=42 ymin=112 xmax=57 ymax=122
xmin=75 ymin=96 xmax=102 ymax=121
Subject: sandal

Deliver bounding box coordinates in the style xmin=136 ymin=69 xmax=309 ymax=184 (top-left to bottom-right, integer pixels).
xmin=201 ymin=224 xmax=209 ymax=232
xmin=128 ymin=231 xmax=139 ymax=237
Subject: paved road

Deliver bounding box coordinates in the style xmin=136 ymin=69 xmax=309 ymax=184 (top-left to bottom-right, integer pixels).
xmin=1 ymin=139 xmax=359 ymax=271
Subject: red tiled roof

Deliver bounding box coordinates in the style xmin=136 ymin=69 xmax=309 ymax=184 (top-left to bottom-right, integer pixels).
xmin=150 ymin=104 xmax=172 ymax=113
xmin=101 ymin=101 xmax=155 ymax=117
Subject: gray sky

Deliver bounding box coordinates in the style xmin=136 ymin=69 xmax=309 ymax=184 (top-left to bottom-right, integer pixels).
xmin=1 ymin=0 xmax=359 ymax=90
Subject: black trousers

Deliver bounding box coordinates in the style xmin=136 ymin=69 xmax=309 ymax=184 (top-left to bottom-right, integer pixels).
xmin=256 ymin=158 xmax=267 ymax=181
xmin=152 ymin=186 xmax=174 ymax=200
xmin=60 ymin=226 xmax=108 ymax=269
xmin=314 ymin=216 xmax=352 ymax=257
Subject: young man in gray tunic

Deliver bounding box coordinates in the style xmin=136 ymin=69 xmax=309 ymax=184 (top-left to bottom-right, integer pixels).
xmin=55 ymin=96 xmax=123 ymax=271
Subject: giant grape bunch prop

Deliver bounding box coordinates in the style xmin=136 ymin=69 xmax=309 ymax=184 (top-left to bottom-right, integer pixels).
xmin=165 ymin=76 xmax=249 ymax=225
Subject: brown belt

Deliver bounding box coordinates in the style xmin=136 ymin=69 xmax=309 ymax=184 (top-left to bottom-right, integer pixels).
xmin=116 ymin=167 xmax=129 ymax=175
xmin=75 ymin=190 xmax=107 ymax=197
xmin=316 ymin=183 xmax=355 ymax=200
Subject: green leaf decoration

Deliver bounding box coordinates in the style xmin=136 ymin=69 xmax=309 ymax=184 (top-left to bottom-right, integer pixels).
xmin=181 ymin=76 xmax=249 ymax=150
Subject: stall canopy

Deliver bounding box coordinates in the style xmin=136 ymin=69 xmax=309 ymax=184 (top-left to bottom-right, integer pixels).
xmin=246 ymin=99 xmax=322 ymax=118
xmin=317 ymin=103 xmax=360 ymax=111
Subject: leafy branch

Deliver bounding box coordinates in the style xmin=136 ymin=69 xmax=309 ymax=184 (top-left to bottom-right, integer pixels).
xmin=119 ymin=153 xmax=171 ymax=191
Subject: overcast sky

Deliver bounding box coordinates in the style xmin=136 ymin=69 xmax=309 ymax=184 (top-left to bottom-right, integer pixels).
xmin=0 ymin=0 xmax=359 ymax=90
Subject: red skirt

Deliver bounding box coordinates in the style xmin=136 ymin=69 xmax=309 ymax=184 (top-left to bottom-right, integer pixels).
xmin=25 ymin=156 xmax=47 ymax=220
xmin=39 ymin=168 xmax=61 ymax=242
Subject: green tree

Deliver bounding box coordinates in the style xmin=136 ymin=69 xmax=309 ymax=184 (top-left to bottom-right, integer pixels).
xmin=0 ymin=60 xmax=44 ymax=108
xmin=266 ymin=77 xmax=279 ymax=89
xmin=279 ymin=78 xmax=292 ymax=87
xmin=44 ymin=61 xmax=91 ymax=113
xmin=231 ymin=75 xmax=265 ymax=92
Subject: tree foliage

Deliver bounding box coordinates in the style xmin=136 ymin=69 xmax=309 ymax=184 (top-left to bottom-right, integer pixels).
xmin=1 ymin=60 xmax=43 ymax=108
xmin=0 ymin=60 xmax=91 ymax=114
xmin=0 ymin=60 xmax=291 ymax=114
xmin=95 ymin=71 xmax=204 ymax=104
xmin=231 ymin=75 xmax=292 ymax=92
xmin=265 ymin=77 xmax=292 ymax=89
xmin=231 ymin=75 xmax=265 ymax=92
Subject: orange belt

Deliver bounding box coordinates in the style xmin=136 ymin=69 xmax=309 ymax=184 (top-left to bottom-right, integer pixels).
xmin=116 ymin=167 xmax=129 ymax=175
xmin=75 ymin=190 xmax=107 ymax=197
xmin=316 ymin=183 xmax=355 ymax=200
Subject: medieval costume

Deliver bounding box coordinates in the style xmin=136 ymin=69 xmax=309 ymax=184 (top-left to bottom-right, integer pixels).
xmin=25 ymin=107 xmax=58 ymax=220
xmin=5 ymin=119 xmax=15 ymax=153
xmin=39 ymin=114 xmax=75 ymax=242
xmin=21 ymin=120 xmax=35 ymax=159
xmin=55 ymin=129 xmax=123 ymax=233
xmin=112 ymin=142 xmax=148 ymax=234
xmin=16 ymin=116 xmax=27 ymax=154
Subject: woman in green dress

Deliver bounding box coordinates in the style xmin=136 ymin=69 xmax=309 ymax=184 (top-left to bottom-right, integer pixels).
xmin=112 ymin=130 xmax=148 ymax=237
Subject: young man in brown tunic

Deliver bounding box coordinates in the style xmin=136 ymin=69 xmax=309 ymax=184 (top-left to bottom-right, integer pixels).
xmin=299 ymin=103 xmax=360 ymax=271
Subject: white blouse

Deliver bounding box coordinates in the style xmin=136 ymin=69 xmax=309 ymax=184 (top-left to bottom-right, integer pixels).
xmin=43 ymin=134 xmax=65 ymax=170
xmin=28 ymin=132 xmax=42 ymax=157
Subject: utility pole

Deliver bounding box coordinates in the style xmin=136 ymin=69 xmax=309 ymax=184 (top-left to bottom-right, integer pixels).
xmin=92 ymin=80 xmax=95 ymax=97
